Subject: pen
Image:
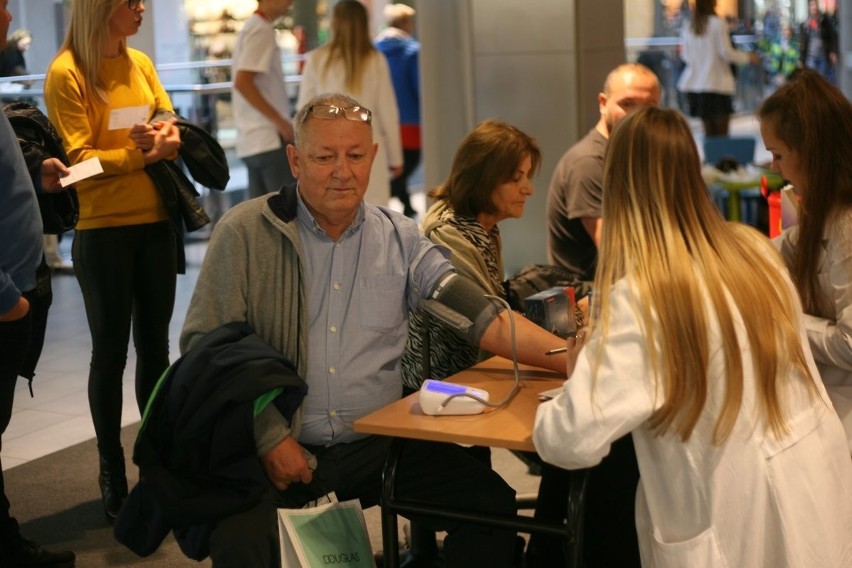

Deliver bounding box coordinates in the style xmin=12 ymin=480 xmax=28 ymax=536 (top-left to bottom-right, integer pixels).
xmin=545 ymin=330 xmax=582 ymax=355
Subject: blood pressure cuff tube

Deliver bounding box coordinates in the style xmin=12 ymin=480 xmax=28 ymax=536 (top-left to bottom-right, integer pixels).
xmin=421 ymin=272 xmax=503 ymax=346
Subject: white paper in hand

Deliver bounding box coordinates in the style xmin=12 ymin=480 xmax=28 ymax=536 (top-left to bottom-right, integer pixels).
xmin=108 ymin=105 xmax=150 ymax=130
xmin=60 ymin=157 xmax=103 ymax=187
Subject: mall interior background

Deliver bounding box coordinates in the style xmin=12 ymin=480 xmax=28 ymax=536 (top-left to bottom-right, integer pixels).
xmin=3 ymin=0 xmax=849 ymax=273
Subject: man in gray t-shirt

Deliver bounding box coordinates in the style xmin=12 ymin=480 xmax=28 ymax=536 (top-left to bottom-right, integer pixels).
xmin=546 ymin=63 xmax=660 ymax=281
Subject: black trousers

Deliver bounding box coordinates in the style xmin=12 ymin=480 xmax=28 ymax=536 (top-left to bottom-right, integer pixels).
xmin=0 ymin=261 xmax=51 ymax=542
xmin=390 ymin=148 xmax=421 ymax=216
xmin=208 ymin=435 xmax=518 ymax=568
xmin=525 ymin=434 xmax=641 ymax=568
xmin=72 ymin=222 xmax=176 ymax=461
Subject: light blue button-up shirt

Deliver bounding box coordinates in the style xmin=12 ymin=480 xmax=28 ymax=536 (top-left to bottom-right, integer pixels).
xmin=296 ymin=195 xmax=453 ymax=445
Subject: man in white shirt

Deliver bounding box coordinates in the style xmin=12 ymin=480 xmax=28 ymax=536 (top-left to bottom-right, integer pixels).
xmin=232 ymin=0 xmax=296 ymax=199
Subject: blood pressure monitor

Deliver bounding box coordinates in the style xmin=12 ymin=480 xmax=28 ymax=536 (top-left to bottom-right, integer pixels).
xmin=418 ymin=379 xmax=489 ymax=416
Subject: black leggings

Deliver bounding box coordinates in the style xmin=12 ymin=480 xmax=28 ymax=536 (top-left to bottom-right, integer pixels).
xmin=73 ymin=222 xmax=176 ymax=460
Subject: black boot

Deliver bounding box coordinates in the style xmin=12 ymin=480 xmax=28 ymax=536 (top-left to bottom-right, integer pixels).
xmin=98 ymin=454 xmax=128 ymax=523
xmin=0 ymin=535 xmax=75 ymax=567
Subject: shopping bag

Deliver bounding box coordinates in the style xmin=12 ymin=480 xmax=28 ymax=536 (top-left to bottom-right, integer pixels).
xmin=278 ymin=493 xmax=376 ymax=568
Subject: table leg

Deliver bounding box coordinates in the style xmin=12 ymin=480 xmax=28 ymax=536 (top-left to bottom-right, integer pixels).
xmin=564 ymin=469 xmax=590 ymax=568
xmin=380 ymin=438 xmax=405 ymax=568
xmin=379 ymin=438 xmax=589 ymax=568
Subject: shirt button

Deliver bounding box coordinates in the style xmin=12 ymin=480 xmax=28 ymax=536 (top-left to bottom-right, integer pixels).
xmin=333 ymin=282 xmax=340 ymax=290
xmin=329 ymin=410 xmax=337 ymax=417
xmin=330 ymin=326 xmax=337 ymax=333
xmin=329 ymin=367 xmax=336 ymax=374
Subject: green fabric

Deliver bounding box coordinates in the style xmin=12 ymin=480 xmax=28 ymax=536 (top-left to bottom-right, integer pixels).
xmin=138 ymin=364 xmax=174 ymax=436
xmin=253 ymin=387 xmax=284 ymax=417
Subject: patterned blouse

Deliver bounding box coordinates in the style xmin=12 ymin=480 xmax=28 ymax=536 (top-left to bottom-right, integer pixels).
xmin=401 ymin=203 xmax=505 ymax=391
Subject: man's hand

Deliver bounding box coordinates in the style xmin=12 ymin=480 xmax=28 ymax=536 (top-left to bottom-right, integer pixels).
xmin=40 ymin=158 xmax=70 ymax=193
xmin=260 ymin=435 xmax=313 ymax=491
xmin=0 ymin=296 xmax=30 ymax=322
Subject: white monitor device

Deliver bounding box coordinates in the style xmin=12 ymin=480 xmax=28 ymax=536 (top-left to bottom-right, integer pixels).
xmin=418 ymin=379 xmax=488 ymax=416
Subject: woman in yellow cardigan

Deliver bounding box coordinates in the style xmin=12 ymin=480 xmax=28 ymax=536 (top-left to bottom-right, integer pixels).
xmin=44 ymin=0 xmax=181 ymax=522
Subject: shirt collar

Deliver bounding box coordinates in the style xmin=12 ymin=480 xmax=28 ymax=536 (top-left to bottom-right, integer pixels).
xmin=295 ymin=186 xmax=365 ymax=240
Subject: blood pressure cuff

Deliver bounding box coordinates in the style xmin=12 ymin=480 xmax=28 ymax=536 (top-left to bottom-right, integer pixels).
xmin=420 ymin=272 xmax=503 ymax=346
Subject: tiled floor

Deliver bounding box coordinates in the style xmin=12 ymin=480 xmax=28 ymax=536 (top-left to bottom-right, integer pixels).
xmin=1 ymin=114 xmax=769 ymax=473
xmin=1 ymin=241 xmax=207 ymax=471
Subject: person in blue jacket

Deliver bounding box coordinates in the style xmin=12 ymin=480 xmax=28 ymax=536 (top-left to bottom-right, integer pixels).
xmin=0 ymin=2 xmax=75 ymax=565
xmin=375 ymin=3 xmax=420 ymax=218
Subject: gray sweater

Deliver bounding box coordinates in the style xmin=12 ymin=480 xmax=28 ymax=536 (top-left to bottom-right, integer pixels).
xmin=180 ymin=188 xmax=307 ymax=446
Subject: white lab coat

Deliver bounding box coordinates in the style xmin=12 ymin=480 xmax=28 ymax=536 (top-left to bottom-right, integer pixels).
xmin=775 ymin=210 xmax=852 ymax=452
xmin=533 ymin=277 xmax=852 ymax=568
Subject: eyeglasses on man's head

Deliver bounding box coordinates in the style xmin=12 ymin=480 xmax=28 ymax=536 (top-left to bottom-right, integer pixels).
xmin=306 ymin=104 xmax=372 ymax=125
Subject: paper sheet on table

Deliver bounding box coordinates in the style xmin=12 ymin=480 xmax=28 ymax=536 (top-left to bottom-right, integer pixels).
xmin=108 ymin=105 xmax=150 ymax=130
xmin=60 ymin=157 xmax=103 ymax=187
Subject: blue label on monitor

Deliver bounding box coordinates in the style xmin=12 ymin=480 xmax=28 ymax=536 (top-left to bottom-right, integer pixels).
xmin=425 ymin=381 xmax=468 ymax=395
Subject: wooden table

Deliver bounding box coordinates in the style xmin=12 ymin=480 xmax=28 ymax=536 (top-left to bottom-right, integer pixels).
xmin=354 ymin=356 xmax=589 ymax=568
xmin=355 ymin=355 xmax=563 ymax=451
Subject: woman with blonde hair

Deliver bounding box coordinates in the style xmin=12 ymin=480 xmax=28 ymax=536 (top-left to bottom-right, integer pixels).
xmin=44 ymin=0 xmax=182 ymax=522
xmin=0 ymin=28 xmax=31 ymax=79
xmin=296 ymin=0 xmax=402 ymax=207
xmin=759 ymin=68 xmax=852 ymax=452
xmin=533 ymin=106 xmax=852 ymax=567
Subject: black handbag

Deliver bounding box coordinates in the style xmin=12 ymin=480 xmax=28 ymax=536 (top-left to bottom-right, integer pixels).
xmin=503 ymin=263 xmax=591 ymax=312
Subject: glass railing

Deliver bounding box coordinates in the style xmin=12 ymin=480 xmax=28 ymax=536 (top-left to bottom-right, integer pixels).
xmin=0 ymin=54 xmax=304 ymax=142
xmin=2 ymin=40 xmax=768 ymax=140
xmin=2 ymin=42 xmax=769 ymax=215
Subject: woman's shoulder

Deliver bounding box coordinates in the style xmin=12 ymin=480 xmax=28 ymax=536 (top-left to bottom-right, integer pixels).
xmin=421 ymin=200 xmax=456 ymax=236
xmin=366 ymin=49 xmax=390 ymax=73
xmin=127 ymin=48 xmax=155 ymax=70
xmin=306 ymin=46 xmax=330 ymax=64
xmin=707 ymin=14 xmax=728 ymax=33
xmin=826 ymin=208 xmax=852 ymax=247
xmin=44 ymin=50 xmax=81 ymax=89
xmin=47 ymin=49 xmax=76 ymax=72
